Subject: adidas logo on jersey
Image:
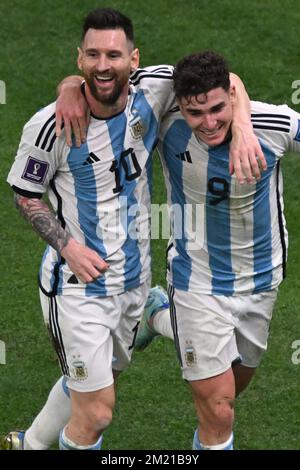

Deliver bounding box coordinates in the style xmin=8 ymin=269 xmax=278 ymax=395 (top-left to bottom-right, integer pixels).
xmin=67 ymin=274 xmax=79 ymax=284
xmin=83 ymin=152 xmax=100 ymax=166
xmin=175 ymin=151 xmax=192 ymax=163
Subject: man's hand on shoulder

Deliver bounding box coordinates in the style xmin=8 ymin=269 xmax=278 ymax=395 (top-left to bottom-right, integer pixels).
xmin=230 ymin=124 xmax=267 ymax=184
xmin=56 ymin=75 xmax=89 ymax=147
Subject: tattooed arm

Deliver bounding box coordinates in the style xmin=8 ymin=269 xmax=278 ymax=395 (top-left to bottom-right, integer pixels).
xmin=14 ymin=193 xmax=109 ymax=283
xmin=14 ymin=193 xmax=71 ymax=252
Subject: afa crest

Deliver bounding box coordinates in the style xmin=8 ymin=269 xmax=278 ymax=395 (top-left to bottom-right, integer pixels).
xmin=130 ymin=120 xmax=145 ymax=140
xmin=129 ymin=109 xmax=146 ymax=140
xmin=70 ymin=360 xmax=88 ymax=381
xmin=185 ymin=342 xmax=197 ymax=367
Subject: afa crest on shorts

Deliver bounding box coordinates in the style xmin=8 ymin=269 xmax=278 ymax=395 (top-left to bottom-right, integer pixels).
xmin=185 ymin=341 xmax=197 ymax=367
xmin=70 ymin=360 xmax=88 ymax=381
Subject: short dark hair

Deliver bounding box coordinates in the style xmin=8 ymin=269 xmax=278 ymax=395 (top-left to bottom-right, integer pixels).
xmin=173 ymin=51 xmax=230 ymax=101
xmin=81 ymin=8 xmax=134 ymax=45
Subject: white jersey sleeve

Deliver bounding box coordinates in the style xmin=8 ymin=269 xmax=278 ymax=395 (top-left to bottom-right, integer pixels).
xmin=7 ymin=102 xmax=64 ymax=196
xmin=130 ymin=65 xmax=175 ymax=118
xmin=251 ymin=101 xmax=300 ymax=155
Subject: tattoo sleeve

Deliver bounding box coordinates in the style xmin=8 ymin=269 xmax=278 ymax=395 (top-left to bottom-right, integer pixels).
xmin=14 ymin=193 xmax=71 ymax=253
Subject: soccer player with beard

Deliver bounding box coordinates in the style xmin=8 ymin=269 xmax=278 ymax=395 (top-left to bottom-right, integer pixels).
xmin=5 ymin=9 xmax=262 ymax=450
xmin=7 ymin=8 xmax=173 ymax=451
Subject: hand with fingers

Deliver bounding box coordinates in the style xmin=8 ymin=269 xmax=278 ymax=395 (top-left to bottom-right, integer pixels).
xmin=55 ymin=76 xmax=89 ymax=147
xmin=229 ymin=124 xmax=267 ymax=184
xmin=61 ymin=238 xmax=109 ymax=284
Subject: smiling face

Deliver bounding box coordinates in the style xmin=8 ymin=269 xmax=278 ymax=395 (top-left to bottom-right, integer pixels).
xmin=178 ymin=86 xmax=235 ymax=147
xmin=77 ymin=28 xmax=139 ymax=112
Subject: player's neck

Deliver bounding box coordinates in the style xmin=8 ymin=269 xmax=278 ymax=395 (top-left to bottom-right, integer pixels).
xmin=85 ymin=85 xmax=128 ymax=119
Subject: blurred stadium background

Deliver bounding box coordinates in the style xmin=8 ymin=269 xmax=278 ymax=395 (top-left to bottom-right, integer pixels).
xmin=0 ymin=0 xmax=299 ymax=449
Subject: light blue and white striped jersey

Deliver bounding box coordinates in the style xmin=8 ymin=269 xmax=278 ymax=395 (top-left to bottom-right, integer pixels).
xmin=7 ymin=65 xmax=174 ymax=297
xmin=158 ymin=101 xmax=300 ymax=295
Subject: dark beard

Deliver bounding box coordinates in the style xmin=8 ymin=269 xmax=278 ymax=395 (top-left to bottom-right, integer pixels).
xmin=87 ymin=77 xmax=123 ymax=106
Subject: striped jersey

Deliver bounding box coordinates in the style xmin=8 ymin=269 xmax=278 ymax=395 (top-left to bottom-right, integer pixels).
xmin=7 ymin=65 xmax=174 ymax=297
xmin=158 ymin=100 xmax=300 ymax=295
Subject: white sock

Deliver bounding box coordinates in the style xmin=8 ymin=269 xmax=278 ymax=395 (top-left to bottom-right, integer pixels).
xmin=59 ymin=427 xmax=103 ymax=450
xmin=201 ymin=433 xmax=234 ymax=450
xmin=193 ymin=428 xmax=234 ymax=450
xmin=152 ymin=308 xmax=174 ymax=340
xmin=24 ymin=376 xmax=71 ymax=450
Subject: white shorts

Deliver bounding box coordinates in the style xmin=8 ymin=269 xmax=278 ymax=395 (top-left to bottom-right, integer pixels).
xmin=168 ymin=285 xmax=278 ymax=381
xmin=40 ymin=280 xmax=150 ymax=392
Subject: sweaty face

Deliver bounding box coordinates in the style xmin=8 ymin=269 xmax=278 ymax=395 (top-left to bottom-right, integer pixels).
xmin=178 ymin=87 xmax=234 ymax=147
xmin=78 ymin=28 xmax=139 ymax=106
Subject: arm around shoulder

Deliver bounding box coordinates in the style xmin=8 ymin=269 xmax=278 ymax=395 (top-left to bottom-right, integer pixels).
xmin=56 ymin=75 xmax=89 ymax=147
xmin=229 ymin=72 xmax=267 ymax=183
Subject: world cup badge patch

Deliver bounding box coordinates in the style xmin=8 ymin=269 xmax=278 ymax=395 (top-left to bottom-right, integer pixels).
xmin=185 ymin=341 xmax=197 ymax=367
xmin=70 ymin=360 xmax=88 ymax=381
xmin=22 ymin=156 xmax=49 ymax=185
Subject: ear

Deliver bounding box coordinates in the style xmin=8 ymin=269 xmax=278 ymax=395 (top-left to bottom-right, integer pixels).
xmin=176 ymin=97 xmax=185 ymax=115
xmin=77 ymin=46 xmax=83 ymax=71
xmin=130 ymin=48 xmax=140 ymax=73
xmin=229 ymin=85 xmax=236 ymax=104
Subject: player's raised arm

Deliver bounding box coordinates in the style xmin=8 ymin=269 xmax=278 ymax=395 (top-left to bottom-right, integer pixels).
xmin=56 ymin=75 xmax=89 ymax=147
xmin=229 ymin=72 xmax=267 ymax=184
xmin=14 ymin=193 xmax=109 ymax=283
